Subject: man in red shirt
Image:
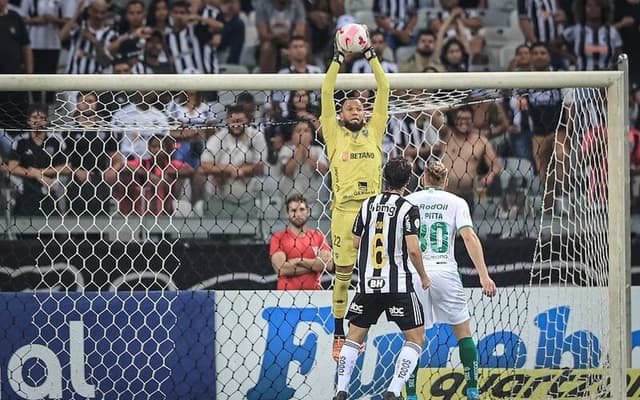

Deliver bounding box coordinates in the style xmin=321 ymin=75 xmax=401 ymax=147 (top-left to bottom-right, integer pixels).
xmin=270 ymin=193 xmax=333 ymax=290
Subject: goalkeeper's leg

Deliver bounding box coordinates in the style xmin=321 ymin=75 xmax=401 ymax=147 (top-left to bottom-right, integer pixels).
xmin=330 ymin=211 xmax=358 ymax=361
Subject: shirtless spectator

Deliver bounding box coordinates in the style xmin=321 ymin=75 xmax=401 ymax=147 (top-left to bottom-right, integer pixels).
xmin=440 ymin=106 xmax=502 ymax=209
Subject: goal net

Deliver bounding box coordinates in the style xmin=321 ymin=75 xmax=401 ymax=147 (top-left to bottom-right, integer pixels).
xmin=0 ymin=69 xmax=629 ymax=400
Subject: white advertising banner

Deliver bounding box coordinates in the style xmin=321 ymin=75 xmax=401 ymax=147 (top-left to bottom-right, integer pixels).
xmin=215 ymin=288 xmax=640 ymax=399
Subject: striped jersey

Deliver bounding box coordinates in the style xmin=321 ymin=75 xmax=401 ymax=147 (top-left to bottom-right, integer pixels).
xmin=65 ymin=22 xmax=117 ymax=74
xmin=352 ymin=192 xmax=421 ymax=294
xmin=518 ymin=0 xmax=560 ymax=43
xmin=562 ymin=24 xmax=622 ymax=71
xmin=166 ymin=25 xmax=205 ymax=74
xmin=373 ymin=0 xmax=417 ymax=30
xmin=405 ymin=187 xmax=473 ymax=272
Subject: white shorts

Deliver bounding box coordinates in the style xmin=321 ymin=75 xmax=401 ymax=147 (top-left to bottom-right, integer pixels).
xmin=413 ymin=269 xmax=470 ymax=330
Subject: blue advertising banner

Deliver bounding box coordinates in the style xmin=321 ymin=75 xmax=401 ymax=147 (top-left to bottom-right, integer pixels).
xmin=0 ymin=291 xmax=215 ymax=400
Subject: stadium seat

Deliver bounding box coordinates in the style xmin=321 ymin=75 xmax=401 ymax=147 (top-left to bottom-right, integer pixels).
xmin=218 ymin=64 xmax=250 ymax=74
xmin=482 ymin=26 xmax=523 ymax=45
xmin=499 ymin=41 xmax=521 ymax=68
xmin=489 ymin=0 xmax=517 ymax=11
xmin=239 ymin=45 xmax=257 ymax=70
xmin=481 ymin=8 xmax=512 ymax=27
xmin=345 ymin=0 xmax=374 ymax=14
xmin=421 ymin=7 xmax=442 ymax=28
xmin=395 ymin=45 xmax=415 ymax=62
xmin=353 ymin=10 xmax=377 ymax=30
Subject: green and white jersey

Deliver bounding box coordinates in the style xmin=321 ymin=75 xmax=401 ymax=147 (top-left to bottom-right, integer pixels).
xmin=405 ymin=187 xmax=473 ymax=272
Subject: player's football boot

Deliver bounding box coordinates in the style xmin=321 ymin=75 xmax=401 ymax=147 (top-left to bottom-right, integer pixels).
xmin=333 ymin=390 xmax=348 ymax=400
xmin=382 ymin=391 xmax=403 ymax=400
xmin=332 ymin=336 xmax=346 ymax=362
xmin=466 ymin=387 xmax=480 ymax=400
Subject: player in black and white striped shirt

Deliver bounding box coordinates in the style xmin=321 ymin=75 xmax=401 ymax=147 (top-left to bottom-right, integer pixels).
xmin=333 ymin=158 xmax=431 ymax=400
xmin=59 ymin=0 xmax=117 ymax=74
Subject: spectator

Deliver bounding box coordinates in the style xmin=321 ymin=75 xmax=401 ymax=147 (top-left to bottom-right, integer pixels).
xmin=21 ymin=0 xmax=73 ymax=103
xmin=524 ymin=42 xmax=567 ymax=207
xmin=269 ymin=193 xmax=332 ymax=290
xmin=429 ymin=0 xmax=484 ymax=63
xmin=507 ymin=44 xmax=531 ymax=71
xmin=111 ymin=91 xmax=171 ymax=162
xmin=438 ymin=37 xmax=469 ymax=72
xmin=108 ymin=0 xmax=151 ymax=66
xmin=270 ymin=35 xmax=322 ymax=109
xmin=165 ymin=1 xmax=207 ymax=74
xmin=200 ymin=104 xmax=268 ymax=217
xmin=64 ymin=92 xmax=124 ymax=216
xmin=255 ymin=0 xmax=306 ymax=73
xmin=188 ymin=0 xmax=226 ymax=74
xmin=303 ymin=0 xmax=344 ymax=65
xmin=137 ymin=29 xmax=173 ymax=73
xmin=561 ymin=0 xmax=623 ymax=71
xmin=236 ymin=91 xmax=259 ymax=123
xmin=60 ymin=0 xmax=117 ymax=74
xmin=147 ymin=0 xmax=171 ymax=36
xmin=279 ymin=35 xmax=323 ymax=74
xmin=518 ymin=0 xmax=565 ymax=45
xmin=386 ymin=110 xmax=443 ymax=191
xmin=350 ymin=29 xmax=398 ymax=73
xmin=440 ymin=106 xmax=502 ymax=209
xmin=126 ymin=135 xmax=193 ymax=215
xmin=507 ymin=93 xmax=534 ymax=162
xmin=167 ymin=90 xmax=217 ymax=213
xmin=218 ymin=0 xmax=245 ymax=64
xmin=614 ymin=0 xmax=640 ymax=85
xmin=470 ymin=95 xmax=510 ymax=140
xmin=373 ymin=0 xmax=418 ymax=53
xmin=398 ymin=29 xmax=443 ymax=72
xmin=0 ymin=0 xmax=32 ymax=136
xmin=285 ymin=90 xmax=321 ymax=134
xmin=4 ymin=105 xmax=67 ymax=216
xmin=281 ymin=120 xmax=328 ymax=210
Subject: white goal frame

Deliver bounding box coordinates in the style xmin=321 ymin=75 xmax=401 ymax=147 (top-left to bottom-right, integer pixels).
xmin=0 ymin=57 xmax=630 ymax=397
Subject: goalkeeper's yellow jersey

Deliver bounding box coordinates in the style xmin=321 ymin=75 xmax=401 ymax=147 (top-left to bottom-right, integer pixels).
xmin=320 ymin=58 xmax=390 ymax=212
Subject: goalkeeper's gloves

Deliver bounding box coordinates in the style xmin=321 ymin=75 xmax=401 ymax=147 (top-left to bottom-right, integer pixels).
xmin=361 ymin=25 xmax=376 ymax=62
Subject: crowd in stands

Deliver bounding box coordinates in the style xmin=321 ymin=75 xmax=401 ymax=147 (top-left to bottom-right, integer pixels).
xmin=1 ymin=0 xmax=640 ymax=222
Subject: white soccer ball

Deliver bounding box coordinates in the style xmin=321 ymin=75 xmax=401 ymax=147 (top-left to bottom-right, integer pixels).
xmin=335 ymin=23 xmax=370 ymax=54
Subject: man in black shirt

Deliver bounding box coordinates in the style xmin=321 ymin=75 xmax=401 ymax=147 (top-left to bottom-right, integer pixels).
xmin=4 ymin=105 xmax=67 ymax=216
xmin=64 ymin=92 xmax=124 ymax=215
xmin=0 ymin=0 xmax=32 ymax=131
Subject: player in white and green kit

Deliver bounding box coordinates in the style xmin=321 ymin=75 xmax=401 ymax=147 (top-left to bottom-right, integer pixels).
xmin=404 ymin=161 xmax=497 ymax=400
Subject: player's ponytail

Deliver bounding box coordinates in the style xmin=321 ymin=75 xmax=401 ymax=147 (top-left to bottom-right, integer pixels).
xmin=425 ymin=161 xmax=448 ymax=187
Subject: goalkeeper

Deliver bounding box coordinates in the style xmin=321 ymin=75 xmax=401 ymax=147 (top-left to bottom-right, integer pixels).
xmin=320 ymin=26 xmax=390 ymax=361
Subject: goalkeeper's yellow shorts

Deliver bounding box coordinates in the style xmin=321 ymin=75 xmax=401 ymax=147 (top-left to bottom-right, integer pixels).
xmin=330 ymin=208 xmax=359 ymax=268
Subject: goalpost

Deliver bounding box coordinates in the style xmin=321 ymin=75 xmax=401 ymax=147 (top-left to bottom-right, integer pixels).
xmin=0 ymin=58 xmax=630 ymax=399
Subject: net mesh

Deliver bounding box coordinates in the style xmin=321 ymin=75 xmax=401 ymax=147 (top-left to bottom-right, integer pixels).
xmin=0 ymin=80 xmax=615 ymax=399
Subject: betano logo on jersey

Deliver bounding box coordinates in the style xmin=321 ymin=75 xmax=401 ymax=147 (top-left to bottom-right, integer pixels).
xmin=340 ymin=151 xmax=377 ymax=161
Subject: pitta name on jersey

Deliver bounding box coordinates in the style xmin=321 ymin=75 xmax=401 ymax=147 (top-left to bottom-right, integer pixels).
xmin=423 ymin=212 xmax=444 ymax=219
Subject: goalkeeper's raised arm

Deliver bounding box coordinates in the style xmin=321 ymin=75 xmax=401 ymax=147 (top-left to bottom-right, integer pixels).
xmin=319 ymin=25 xmax=392 ymax=363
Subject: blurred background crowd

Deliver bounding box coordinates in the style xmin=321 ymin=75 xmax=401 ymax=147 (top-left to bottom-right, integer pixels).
xmin=0 ymin=0 xmax=639 ymax=235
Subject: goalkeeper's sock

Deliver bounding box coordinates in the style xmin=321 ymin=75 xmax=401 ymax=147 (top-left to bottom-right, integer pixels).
xmin=459 ymin=337 xmax=479 ymax=390
xmin=336 ymin=339 xmax=360 ymax=392
xmin=405 ymin=364 xmax=419 ymax=399
xmin=332 ymin=271 xmax=351 ymax=320
xmin=387 ymin=341 xmax=421 ymax=396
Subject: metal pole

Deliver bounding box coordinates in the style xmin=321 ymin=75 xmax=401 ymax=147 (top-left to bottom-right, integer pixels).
xmin=607 ymin=54 xmax=631 ymax=399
